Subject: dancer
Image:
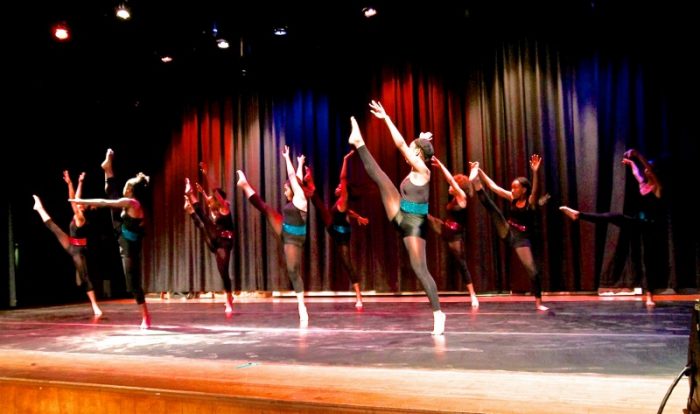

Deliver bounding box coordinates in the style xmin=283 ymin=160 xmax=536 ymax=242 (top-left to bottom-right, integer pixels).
xmin=236 ymin=145 xmax=309 ymax=322
xmin=429 ymin=157 xmax=479 ymax=308
xmin=306 ymin=150 xmax=369 ymax=309
xmin=348 ymin=100 xmax=446 ymax=335
xmin=183 ymin=161 xmax=235 ymax=313
xmin=559 ymin=148 xmax=663 ymax=306
xmin=472 ymin=154 xmax=549 ymax=311
xmin=70 ymin=149 xmax=151 ymax=329
xmin=32 ymin=171 xmax=102 ymax=316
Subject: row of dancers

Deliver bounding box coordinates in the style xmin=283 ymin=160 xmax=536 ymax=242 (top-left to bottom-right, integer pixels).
xmin=32 ymin=101 xmax=663 ymax=334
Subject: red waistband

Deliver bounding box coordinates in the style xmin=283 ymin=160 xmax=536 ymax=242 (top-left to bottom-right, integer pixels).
xmin=218 ymin=230 xmax=234 ymax=239
xmin=507 ymin=220 xmax=527 ymax=233
xmin=70 ymin=237 xmax=87 ymax=246
xmin=444 ymin=220 xmax=461 ymax=232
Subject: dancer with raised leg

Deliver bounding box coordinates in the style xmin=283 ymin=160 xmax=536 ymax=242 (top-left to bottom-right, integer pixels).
xmin=348 ymin=101 xmax=446 ymax=335
xmin=236 ymin=145 xmax=309 ymax=322
xmin=32 ymin=171 xmax=102 ymax=317
xmin=429 ymin=157 xmax=479 ymax=308
xmin=472 ymin=155 xmax=549 ymax=311
xmin=183 ymin=161 xmax=235 ymax=313
xmin=70 ymin=149 xmax=151 ymax=329
xmin=559 ymin=148 xmax=663 ymax=307
xmin=306 ymin=150 xmax=369 ymax=309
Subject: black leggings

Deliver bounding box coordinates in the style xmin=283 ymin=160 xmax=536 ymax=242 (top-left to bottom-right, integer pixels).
xmin=45 ymin=220 xmax=93 ymax=292
xmin=477 ymin=189 xmax=543 ymax=299
xmin=336 ymin=242 xmax=360 ymax=285
xmin=427 ymin=215 xmax=473 ymax=286
xmin=188 ymin=208 xmax=233 ymax=293
xmin=310 ymin=194 xmax=361 ymax=286
xmin=578 ymin=211 xmax=663 ymax=291
xmin=248 ymin=193 xmax=304 ymax=293
xmin=447 ymin=238 xmax=473 ymax=285
xmin=356 ymin=145 xmax=440 ymax=311
xmin=106 ymin=177 xmax=145 ymax=304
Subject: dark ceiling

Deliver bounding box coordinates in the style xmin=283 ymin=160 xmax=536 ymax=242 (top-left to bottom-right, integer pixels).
xmin=8 ymin=0 xmax=694 ymax=122
xmin=17 ymin=0 xmax=693 ymax=92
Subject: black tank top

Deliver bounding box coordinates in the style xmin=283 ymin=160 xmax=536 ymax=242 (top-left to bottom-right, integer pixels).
xmin=70 ymin=219 xmax=88 ymax=238
xmin=331 ymin=205 xmax=349 ymax=228
xmin=445 ymin=199 xmax=467 ymax=226
xmin=508 ymin=201 xmax=534 ymax=233
xmin=214 ymin=211 xmax=234 ymax=232
xmin=638 ymin=192 xmax=663 ymax=223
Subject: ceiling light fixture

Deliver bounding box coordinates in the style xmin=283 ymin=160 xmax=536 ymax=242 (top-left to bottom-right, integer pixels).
xmin=52 ymin=22 xmax=70 ymax=41
xmin=217 ymin=38 xmax=230 ymax=49
xmin=362 ymin=7 xmax=377 ymax=18
xmin=116 ymin=4 xmax=131 ymax=20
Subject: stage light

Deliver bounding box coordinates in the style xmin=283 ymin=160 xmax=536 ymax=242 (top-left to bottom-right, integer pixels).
xmin=273 ymin=26 xmax=288 ymax=36
xmin=160 ymin=55 xmax=173 ymax=63
xmin=116 ymin=4 xmax=131 ymax=20
xmin=52 ymin=22 xmax=70 ymax=41
xmin=362 ymin=7 xmax=377 ymax=18
xmin=217 ymin=38 xmax=230 ymax=49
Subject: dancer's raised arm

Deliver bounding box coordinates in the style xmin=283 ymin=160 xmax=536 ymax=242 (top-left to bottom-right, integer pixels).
xmin=283 ymin=145 xmax=307 ymax=212
xmin=296 ymin=154 xmax=306 ymax=181
xmin=335 ymin=150 xmax=353 ymax=212
xmin=528 ymin=154 xmax=542 ymax=207
xmin=623 ymin=149 xmax=661 ymax=197
xmin=432 ymin=156 xmax=467 ymax=208
xmin=64 ymin=171 xmax=86 ymax=226
xmin=369 ymin=100 xmax=430 ymax=177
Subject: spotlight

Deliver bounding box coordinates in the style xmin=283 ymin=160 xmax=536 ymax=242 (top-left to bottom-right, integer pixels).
xmin=362 ymin=7 xmax=377 ymax=18
xmin=216 ymin=38 xmax=230 ymax=49
xmin=116 ymin=4 xmax=131 ymax=20
xmin=273 ymin=26 xmax=288 ymax=36
xmin=52 ymin=22 xmax=70 ymax=41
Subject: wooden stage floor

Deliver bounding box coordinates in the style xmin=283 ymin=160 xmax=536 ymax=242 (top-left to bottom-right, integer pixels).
xmin=1 ymin=293 xmax=698 ymax=413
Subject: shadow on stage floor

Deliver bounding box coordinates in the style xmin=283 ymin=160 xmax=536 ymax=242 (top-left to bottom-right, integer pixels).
xmin=1 ymin=293 xmax=697 ymax=413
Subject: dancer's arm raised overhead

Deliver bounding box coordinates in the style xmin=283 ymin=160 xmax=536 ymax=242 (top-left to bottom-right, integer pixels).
xmin=198 ymin=161 xmax=215 ymax=197
xmin=335 ymin=150 xmax=353 ymax=213
xmin=528 ymin=154 xmax=542 ymax=207
xmin=283 ymin=146 xmax=307 ymax=212
xmin=623 ymin=148 xmax=661 ymax=197
xmin=296 ymin=154 xmax=306 ymax=182
xmin=64 ymin=170 xmax=86 ymax=226
xmin=369 ymin=100 xmax=430 ymax=180
xmin=432 ymin=156 xmax=467 ymax=209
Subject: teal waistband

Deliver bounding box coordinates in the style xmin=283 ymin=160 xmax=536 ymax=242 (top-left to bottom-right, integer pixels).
xmin=121 ymin=225 xmax=140 ymax=242
xmin=400 ymin=199 xmax=429 ymax=215
xmin=332 ymin=224 xmax=351 ymax=234
xmin=283 ymin=223 xmax=307 ymax=236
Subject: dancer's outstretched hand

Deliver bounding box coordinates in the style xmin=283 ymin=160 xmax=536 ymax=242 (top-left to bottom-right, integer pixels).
xmin=369 ymin=100 xmax=387 ymax=119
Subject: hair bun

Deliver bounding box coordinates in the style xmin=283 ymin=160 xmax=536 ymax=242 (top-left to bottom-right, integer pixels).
xmin=418 ymin=132 xmax=433 ymax=141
